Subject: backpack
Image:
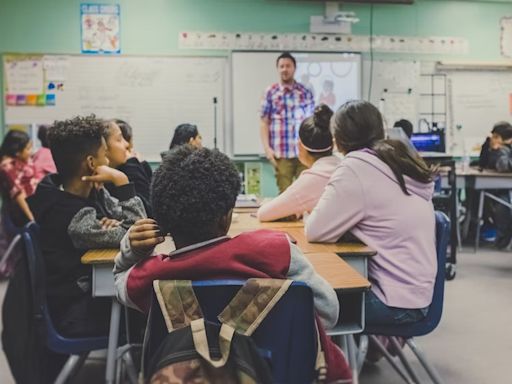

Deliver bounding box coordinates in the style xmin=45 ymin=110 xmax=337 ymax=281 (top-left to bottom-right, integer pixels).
xmin=142 ymin=279 xmax=328 ymax=384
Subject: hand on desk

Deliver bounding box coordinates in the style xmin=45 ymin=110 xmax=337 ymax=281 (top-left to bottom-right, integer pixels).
xmin=129 ymin=218 xmax=165 ymax=254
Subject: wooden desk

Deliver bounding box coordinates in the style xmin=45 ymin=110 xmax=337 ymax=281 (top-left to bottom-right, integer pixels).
xmin=229 ymin=212 xmax=376 ymax=256
xmin=440 ymin=167 xmax=512 ymax=251
xmin=81 ymin=249 xmax=370 ymax=291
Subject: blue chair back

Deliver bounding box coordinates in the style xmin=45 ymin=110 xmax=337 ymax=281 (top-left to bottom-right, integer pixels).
xmin=364 ymin=211 xmax=450 ymax=337
xmin=144 ymin=280 xmax=317 ymax=384
xmin=22 ymin=222 xmax=108 ymax=354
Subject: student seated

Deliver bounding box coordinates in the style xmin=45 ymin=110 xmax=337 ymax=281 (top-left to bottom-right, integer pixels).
xmin=257 ymin=104 xmax=341 ymax=222
xmin=33 ymin=125 xmax=57 ymax=180
xmin=114 ymin=146 xmax=350 ymax=382
xmin=160 ymin=123 xmax=202 ymax=159
xmin=478 ymin=121 xmax=512 ymax=171
xmin=28 ymin=115 xmax=146 ymax=337
xmin=103 ymin=119 xmax=153 ymax=217
xmin=476 ymin=121 xmax=512 ymax=248
xmin=0 ymin=129 xmax=39 ymax=224
xmin=306 ymin=100 xmax=436 ymax=327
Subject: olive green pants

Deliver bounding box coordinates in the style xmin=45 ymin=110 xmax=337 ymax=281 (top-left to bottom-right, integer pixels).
xmin=275 ymin=158 xmax=307 ymax=194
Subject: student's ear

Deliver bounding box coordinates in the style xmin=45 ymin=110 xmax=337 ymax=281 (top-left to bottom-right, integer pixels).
xmin=85 ymin=155 xmax=96 ymax=173
xmin=218 ymin=209 xmax=233 ymax=235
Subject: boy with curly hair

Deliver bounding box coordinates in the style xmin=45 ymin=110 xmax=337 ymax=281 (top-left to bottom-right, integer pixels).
xmin=113 ymin=146 xmax=350 ymax=382
xmin=28 ymin=115 xmax=146 ymax=337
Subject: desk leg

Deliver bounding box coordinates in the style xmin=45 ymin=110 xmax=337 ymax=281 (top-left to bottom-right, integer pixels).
xmin=105 ymin=299 xmax=122 ymax=384
xmin=475 ymin=191 xmax=485 ymax=253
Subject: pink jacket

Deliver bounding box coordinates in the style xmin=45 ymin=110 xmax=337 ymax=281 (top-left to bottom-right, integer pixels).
xmin=306 ymin=150 xmax=436 ymax=309
xmin=257 ymin=155 xmax=341 ymax=221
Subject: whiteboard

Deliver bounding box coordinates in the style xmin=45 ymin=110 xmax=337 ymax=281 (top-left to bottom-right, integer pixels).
xmin=3 ymin=55 xmax=226 ymax=161
xmin=448 ymin=71 xmax=512 ymax=155
xmin=231 ymin=51 xmax=362 ymax=155
xmin=362 ymin=60 xmax=421 ymax=130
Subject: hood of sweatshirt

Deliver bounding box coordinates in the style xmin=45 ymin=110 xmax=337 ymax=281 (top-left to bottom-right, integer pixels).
xmin=28 ymin=174 xmax=92 ymax=221
xmin=346 ymin=150 xmax=434 ymax=202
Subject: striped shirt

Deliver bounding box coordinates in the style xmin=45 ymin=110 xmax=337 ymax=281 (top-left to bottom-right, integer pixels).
xmin=260 ymin=82 xmax=315 ymax=159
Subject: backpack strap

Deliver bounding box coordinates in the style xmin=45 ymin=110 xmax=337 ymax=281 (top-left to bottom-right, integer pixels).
xmin=153 ymin=280 xmax=203 ymax=331
xmin=190 ymin=319 xmax=235 ymax=368
xmin=218 ymin=278 xmax=292 ymax=336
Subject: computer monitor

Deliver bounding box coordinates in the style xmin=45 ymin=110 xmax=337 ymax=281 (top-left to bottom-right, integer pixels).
xmin=410 ymin=132 xmax=445 ymax=153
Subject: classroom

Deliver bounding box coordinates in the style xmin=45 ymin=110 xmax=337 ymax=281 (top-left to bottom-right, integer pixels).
xmin=0 ymin=0 xmax=511 ymax=383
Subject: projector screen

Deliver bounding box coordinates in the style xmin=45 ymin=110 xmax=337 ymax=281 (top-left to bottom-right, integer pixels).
xmin=231 ymin=51 xmax=361 ymax=155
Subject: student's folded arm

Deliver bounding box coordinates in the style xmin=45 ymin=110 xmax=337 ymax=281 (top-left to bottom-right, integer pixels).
xmin=113 ymin=229 xmax=156 ymax=310
xmin=286 ymin=240 xmax=339 ymax=329
xmin=305 ymin=166 xmax=365 ymax=242
xmin=257 ymin=180 xmax=305 ymax=221
xmin=67 ymin=207 xmax=128 ymax=249
xmin=102 ymin=183 xmax=147 ymax=225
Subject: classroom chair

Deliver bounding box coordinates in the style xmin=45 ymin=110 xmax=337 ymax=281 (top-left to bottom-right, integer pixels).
xmin=22 ymin=222 xmax=110 ymax=384
xmin=143 ymin=280 xmax=318 ymax=384
xmin=362 ymin=211 xmax=450 ymax=384
xmin=0 ymin=208 xmax=23 ymax=277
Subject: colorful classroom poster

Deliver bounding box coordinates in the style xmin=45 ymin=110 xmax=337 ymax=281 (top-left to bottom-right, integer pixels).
xmin=81 ymin=3 xmax=121 ymax=54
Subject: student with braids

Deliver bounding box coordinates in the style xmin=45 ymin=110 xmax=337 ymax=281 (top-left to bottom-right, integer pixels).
xmin=257 ymin=104 xmax=340 ymax=222
xmin=306 ymin=100 xmax=437 ymax=327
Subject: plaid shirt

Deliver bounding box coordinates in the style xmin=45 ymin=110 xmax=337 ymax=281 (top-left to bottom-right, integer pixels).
xmin=0 ymin=157 xmax=38 ymax=200
xmin=260 ymin=81 xmax=315 ymax=159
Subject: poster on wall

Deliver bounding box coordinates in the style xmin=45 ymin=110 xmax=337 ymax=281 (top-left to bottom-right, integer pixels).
xmin=81 ymin=3 xmax=121 ymax=54
xmin=500 ymin=17 xmax=512 ymax=58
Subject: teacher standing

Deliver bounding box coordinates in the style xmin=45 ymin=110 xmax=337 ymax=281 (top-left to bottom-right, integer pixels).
xmin=260 ymin=52 xmax=315 ymax=193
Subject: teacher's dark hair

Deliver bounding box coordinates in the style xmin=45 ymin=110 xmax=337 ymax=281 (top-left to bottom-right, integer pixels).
xmin=276 ymin=52 xmax=296 ymax=68
xmin=169 ymin=123 xmax=199 ymax=150
xmin=299 ymin=104 xmax=334 ymax=158
xmin=332 ymin=100 xmax=433 ymax=195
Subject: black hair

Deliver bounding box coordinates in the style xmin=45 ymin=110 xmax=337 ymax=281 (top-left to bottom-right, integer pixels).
xmin=492 ymin=121 xmax=512 ymax=141
xmin=393 ymin=119 xmax=413 ymax=139
xmin=0 ymin=130 xmax=30 ymax=158
xmin=47 ymin=115 xmax=105 ymax=180
xmin=114 ymin=119 xmax=133 ymax=143
xmin=299 ymin=104 xmax=334 ymax=158
xmin=37 ymin=125 xmax=51 ymax=148
xmin=169 ymin=123 xmax=199 ymax=150
xmin=152 ymin=146 xmax=241 ymax=244
xmin=276 ymin=52 xmax=296 ymax=68
xmin=332 ymin=100 xmax=432 ymax=195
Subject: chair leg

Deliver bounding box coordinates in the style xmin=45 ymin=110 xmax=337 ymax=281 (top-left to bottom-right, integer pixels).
xmin=356 ymin=335 xmax=368 ymax=374
xmin=389 ymin=337 xmax=421 ymax=384
xmin=343 ymin=335 xmax=359 ymax=384
xmin=122 ymin=351 xmax=139 ymax=384
xmin=54 ymin=353 xmax=88 ymax=384
xmin=369 ymin=336 xmax=415 ymax=384
xmin=0 ymin=234 xmax=20 ymax=274
xmin=405 ymin=338 xmax=444 ymax=384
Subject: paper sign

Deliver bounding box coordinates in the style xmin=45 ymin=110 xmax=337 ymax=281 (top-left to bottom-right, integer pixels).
xmin=5 ymin=58 xmax=44 ymax=94
xmin=81 ymin=3 xmax=121 ymax=54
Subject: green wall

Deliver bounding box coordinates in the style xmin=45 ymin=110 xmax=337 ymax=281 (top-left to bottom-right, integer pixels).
xmin=1 ymin=0 xmax=511 ymax=196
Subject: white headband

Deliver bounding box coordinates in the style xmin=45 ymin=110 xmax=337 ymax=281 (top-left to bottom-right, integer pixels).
xmin=301 ymin=143 xmax=333 ymax=153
